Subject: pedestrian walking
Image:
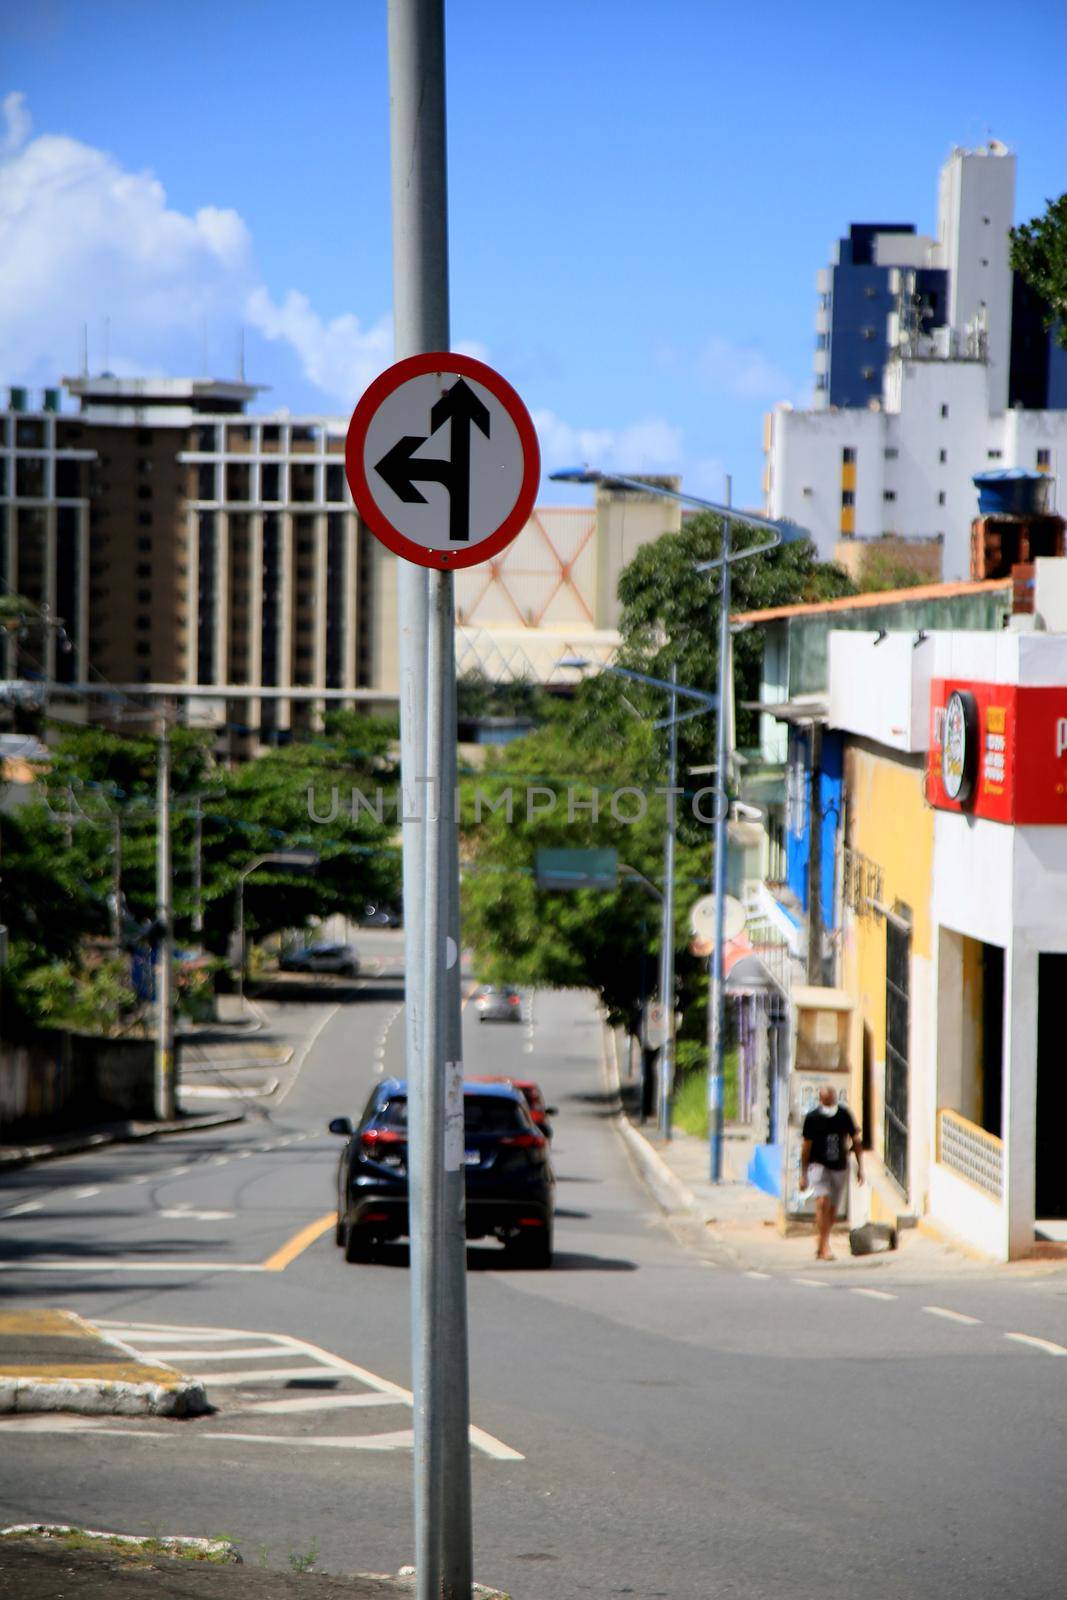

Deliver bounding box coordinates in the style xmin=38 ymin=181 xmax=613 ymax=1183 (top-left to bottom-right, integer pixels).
xmin=799 ymin=1086 xmax=863 ymax=1261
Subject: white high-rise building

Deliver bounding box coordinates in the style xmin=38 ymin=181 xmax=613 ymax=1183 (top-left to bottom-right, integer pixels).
xmin=765 ymin=143 xmax=1067 ymax=579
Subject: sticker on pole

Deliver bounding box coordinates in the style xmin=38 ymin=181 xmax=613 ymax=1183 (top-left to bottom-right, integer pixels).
xmin=345 ymin=352 xmax=540 ymax=570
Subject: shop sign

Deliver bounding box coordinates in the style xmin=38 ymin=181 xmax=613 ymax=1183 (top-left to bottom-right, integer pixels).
xmin=929 ymin=679 xmax=1067 ymax=823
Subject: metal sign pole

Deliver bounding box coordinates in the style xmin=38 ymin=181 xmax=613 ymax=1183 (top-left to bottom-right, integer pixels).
xmin=386 ymin=3 xmax=472 ymax=1596
xmin=709 ymin=480 xmax=732 ymax=1181
xmin=657 ymin=665 xmax=678 ymax=1139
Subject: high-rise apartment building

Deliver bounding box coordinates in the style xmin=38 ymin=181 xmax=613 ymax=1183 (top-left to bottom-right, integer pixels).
xmin=1 ymin=376 xmax=397 ymax=749
xmin=768 ymin=143 xmax=1067 ymax=579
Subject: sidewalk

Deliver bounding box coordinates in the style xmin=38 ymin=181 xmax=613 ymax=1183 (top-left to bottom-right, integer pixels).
xmin=0 ymin=1309 xmax=207 ymax=1417
xmin=0 ymin=1530 xmax=508 ymax=1598
xmin=605 ymin=1031 xmax=1037 ymax=1280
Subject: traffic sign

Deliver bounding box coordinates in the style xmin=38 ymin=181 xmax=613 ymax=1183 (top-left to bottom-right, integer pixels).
xmin=345 ymin=352 xmax=540 ymax=570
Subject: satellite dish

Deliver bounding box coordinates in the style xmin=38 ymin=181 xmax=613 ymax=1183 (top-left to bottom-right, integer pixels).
xmin=689 ymin=893 xmax=747 ymax=945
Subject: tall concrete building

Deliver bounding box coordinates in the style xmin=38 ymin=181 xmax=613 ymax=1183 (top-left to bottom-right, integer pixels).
xmin=768 ymin=143 xmax=1067 ymax=579
xmin=1 ymin=376 xmax=396 ymax=749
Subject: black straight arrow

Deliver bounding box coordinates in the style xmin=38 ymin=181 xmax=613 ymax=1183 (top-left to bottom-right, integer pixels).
xmin=374 ymin=377 xmax=491 ymax=543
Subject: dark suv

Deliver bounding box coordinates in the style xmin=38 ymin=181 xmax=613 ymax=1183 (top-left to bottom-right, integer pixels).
xmin=329 ymin=1078 xmax=554 ymax=1267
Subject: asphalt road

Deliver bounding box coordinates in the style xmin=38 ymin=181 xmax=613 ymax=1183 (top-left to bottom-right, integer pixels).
xmin=2 ymin=935 xmax=1067 ymax=1599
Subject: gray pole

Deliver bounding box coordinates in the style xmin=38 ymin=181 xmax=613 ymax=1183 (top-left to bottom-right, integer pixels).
xmin=111 ymin=810 xmax=123 ymax=949
xmin=154 ymin=708 xmax=175 ymax=1120
xmin=709 ymin=481 xmax=732 ymax=1181
xmin=387 ymin=4 xmax=472 ymax=1596
xmin=236 ymin=873 xmax=245 ymax=1013
xmin=191 ymin=794 xmax=203 ymax=937
xmin=657 ymin=666 xmax=678 ymax=1139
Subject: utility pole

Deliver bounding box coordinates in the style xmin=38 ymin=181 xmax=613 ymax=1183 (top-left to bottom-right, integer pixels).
xmin=191 ymin=793 xmax=203 ymax=937
xmin=110 ymin=809 xmax=123 ymax=948
xmin=806 ymin=723 xmax=824 ymax=984
xmin=154 ymin=705 xmax=175 ymax=1120
xmin=387 ymin=4 xmax=472 ymax=1597
xmin=709 ymin=480 xmax=732 ymax=1182
xmin=657 ymin=665 xmax=678 ymax=1139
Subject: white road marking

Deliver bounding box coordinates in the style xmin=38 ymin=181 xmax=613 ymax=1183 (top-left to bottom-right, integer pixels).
xmin=151 ymin=1345 xmax=294 ymax=1363
xmin=1005 ymin=1332 xmax=1067 ymax=1356
xmin=792 ymin=1277 xmax=830 ymax=1288
xmin=192 ymin=1366 xmax=336 ymax=1385
xmin=158 ymin=1209 xmax=236 ymax=1222
xmin=73 ymin=1187 xmax=100 ymax=1200
xmin=240 ymin=1393 xmax=401 ymax=1415
xmin=850 ymin=1287 xmax=896 ymax=1300
xmin=923 ymin=1305 xmax=981 ymax=1325
xmin=235 ymin=1151 xmax=253 ymax=1159
xmin=5 ymin=1202 xmax=42 ymax=1216
xmin=744 ymin=1270 xmax=770 ymax=1280
xmin=129 ymin=1176 xmax=151 ymax=1185
xmin=97 ymin=1320 xmax=269 ymax=1338
xmin=163 ymin=1167 xmax=190 ymax=1177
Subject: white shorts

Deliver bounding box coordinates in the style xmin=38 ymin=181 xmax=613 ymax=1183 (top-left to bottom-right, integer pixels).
xmin=808 ymin=1164 xmax=848 ymax=1210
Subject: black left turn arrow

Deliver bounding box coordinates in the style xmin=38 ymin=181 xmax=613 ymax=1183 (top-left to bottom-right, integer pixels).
xmin=374 ymin=378 xmax=491 ymax=543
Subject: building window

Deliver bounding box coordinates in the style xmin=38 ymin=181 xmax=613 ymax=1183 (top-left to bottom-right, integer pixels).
xmin=137 ymin=588 xmax=151 ymax=604
xmin=815 ymin=333 xmax=828 ymax=351
xmin=15 ymin=419 xmax=44 ymax=449
xmin=841 ymin=489 xmax=855 ymax=507
xmin=885 ymin=917 xmax=911 ymax=1196
xmin=137 ymin=511 xmax=152 ymax=526
xmin=261 ymin=463 xmax=281 ymax=501
xmin=136 ymin=641 xmax=151 ymax=658
xmin=862 ymin=327 xmax=877 ymax=341
xmin=15 ymin=457 xmax=46 ymax=498
xmin=137 ymin=536 xmax=152 ymax=552
xmin=939 ymin=449 xmax=947 ymax=464
xmin=938 ymin=491 xmax=946 ymax=506
xmin=884 ymin=447 xmax=899 ymax=460
xmin=987 ymin=449 xmax=1003 ymax=460
xmin=940 ymin=404 xmax=949 ymax=418
xmin=136 ymin=615 xmax=151 ymax=631
xmin=862 ymin=367 xmax=876 ymax=380
xmin=980 ymin=258 xmax=989 ymax=268
xmin=137 ymin=484 xmax=152 ymax=500
xmin=883 ymin=490 xmax=896 ymax=502
xmin=137 ymin=561 xmax=151 ymax=578
xmin=197 ymin=463 xmax=216 ymax=500
xmin=1037 ymin=449 xmax=1051 ymax=467
xmin=195 ymin=424 xmax=217 ymax=452
xmin=865 ymin=285 xmax=878 ymax=299
xmin=54 ymin=459 xmax=81 ymax=497
xmin=842 ymin=447 xmax=856 ymax=464
xmin=815 ymin=374 xmax=828 ymax=391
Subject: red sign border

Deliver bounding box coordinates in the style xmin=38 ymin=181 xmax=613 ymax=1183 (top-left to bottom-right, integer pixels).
xmin=345 ymin=351 xmax=541 ymax=571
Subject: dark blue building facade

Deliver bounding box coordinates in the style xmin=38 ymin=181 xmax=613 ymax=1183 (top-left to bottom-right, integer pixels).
xmin=822 ymin=224 xmax=947 ymax=409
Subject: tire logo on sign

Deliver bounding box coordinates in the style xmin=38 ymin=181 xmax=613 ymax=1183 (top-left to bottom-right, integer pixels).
xmin=941 ymin=689 xmax=978 ymax=804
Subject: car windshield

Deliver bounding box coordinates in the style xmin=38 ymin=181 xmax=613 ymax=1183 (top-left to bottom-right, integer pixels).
xmin=463 ymin=1095 xmax=528 ymax=1133
xmin=377 ymin=1098 xmax=410 ymax=1128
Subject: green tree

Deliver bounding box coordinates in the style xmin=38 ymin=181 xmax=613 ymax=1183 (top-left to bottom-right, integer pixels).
xmin=1011 ymin=194 xmax=1067 ymax=348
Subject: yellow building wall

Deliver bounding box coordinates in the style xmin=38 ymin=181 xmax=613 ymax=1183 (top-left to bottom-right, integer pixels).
xmin=840 ymin=744 xmax=934 ymax=1219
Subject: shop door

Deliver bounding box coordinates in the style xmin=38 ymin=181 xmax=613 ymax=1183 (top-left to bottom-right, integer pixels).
xmin=885 ymin=921 xmax=910 ymax=1196
xmin=1036 ymin=954 xmax=1067 ymax=1218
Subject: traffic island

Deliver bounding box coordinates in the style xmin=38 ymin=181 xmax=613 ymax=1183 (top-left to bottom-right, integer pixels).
xmin=0 ymin=1528 xmax=511 ymax=1598
xmin=0 ymin=1310 xmax=209 ymax=1417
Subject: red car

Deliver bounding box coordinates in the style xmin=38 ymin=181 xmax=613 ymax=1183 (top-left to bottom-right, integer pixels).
xmin=470 ymin=1076 xmax=558 ymax=1136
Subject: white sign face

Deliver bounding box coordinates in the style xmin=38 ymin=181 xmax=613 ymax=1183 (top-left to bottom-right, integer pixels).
xmin=689 ymin=893 xmax=747 ymax=944
xmin=346 ymin=354 xmax=540 ymax=571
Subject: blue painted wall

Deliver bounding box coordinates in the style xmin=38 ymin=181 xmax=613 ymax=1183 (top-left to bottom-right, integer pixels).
xmin=826 ymin=224 xmax=946 ymax=410
xmin=785 ymin=729 xmax=842 ymax=929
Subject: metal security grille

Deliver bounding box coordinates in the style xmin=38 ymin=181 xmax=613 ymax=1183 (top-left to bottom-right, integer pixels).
xmin=885 ymin=920 xmax=910 ymax=1196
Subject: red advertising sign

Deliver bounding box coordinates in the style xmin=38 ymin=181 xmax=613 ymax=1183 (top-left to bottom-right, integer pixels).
xmin=928 ymin=678 xmax=1067 ymax=823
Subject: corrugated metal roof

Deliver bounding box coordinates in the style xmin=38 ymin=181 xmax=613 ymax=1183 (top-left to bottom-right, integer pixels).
xmin=731 ymin=577 xmax=1011 ymax=625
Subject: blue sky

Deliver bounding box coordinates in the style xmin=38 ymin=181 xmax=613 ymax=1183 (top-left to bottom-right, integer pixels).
xmin=4 ymin=0 xmax=1067 ymax=507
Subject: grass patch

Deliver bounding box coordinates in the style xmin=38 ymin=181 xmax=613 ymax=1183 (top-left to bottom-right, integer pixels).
xmin=0 ymin=1528 xmax=236 ymax=1564
xmin=671 ymin=1046 xmax=740 ymax=1138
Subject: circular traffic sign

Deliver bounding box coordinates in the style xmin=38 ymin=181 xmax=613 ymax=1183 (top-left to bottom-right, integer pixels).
xmin=689 ymin=893 xmax=747 ymax=945
xmin=345 ymin=352 xmax=540 ymax=570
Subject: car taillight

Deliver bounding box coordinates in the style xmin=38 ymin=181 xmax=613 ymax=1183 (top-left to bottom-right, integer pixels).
xmin=499 ymin=1132 xmax=546 ymax=1149
xmin=508 ymin=995 xmax=520 ymax=1005
xmin=361 ymin=1128 xmax=406 ymax=1150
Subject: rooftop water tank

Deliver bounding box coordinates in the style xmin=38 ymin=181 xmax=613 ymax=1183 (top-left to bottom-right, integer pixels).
xmin=972 ymin=469 xmax=1052 ymax=518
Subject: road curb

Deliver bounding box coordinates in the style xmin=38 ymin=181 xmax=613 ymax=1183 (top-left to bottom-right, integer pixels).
xmin=0 ymin=1110 xmax=245 ymax=1173
xmin=600 ymin=1022 xmax=700 ymax=1218
xmin=0 ymin=1310 xmax=210 ymax=1418
xmin=0 ymin=1524 xmax=241 ymax=1560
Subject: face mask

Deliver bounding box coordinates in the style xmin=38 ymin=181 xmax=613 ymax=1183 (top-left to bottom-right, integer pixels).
xmin=818 ymin=1101 xmax=838 ymax=1115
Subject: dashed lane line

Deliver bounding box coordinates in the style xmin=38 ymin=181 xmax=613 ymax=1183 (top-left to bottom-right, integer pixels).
xmin=4 ymin=1202 xmax=42 ymax=1216
xmin=850 ymin=1287 xmax=896 ymax=1300
xmin=1005 ymin=1332 xmax=1067 ymax=1356
xmin=744 ymin=1270 xmax=770 ymax=1280
xmin=74 ymin=1187 xmax=100 ymax=1200
xmin=923 ymin=1305 xmax=982 ymax=1325
xmin=792 ymin=1277 xmax=830 ymax=1289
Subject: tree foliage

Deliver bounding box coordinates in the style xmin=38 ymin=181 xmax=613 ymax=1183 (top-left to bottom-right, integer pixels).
xmin=1010 ymin=194 xmax=1067 ymax=349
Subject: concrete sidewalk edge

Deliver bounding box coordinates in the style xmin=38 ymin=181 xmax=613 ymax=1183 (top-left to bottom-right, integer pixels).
xmin=600 ymin=1021 xmax=700 ymax=1218
xmin=0 ymin=1110 xmax=245 ymax=1173
xmin=1 ymin=1525 xmax=240 ymax=1561
xmin=0 ymin=1309 xmax=209 ymax=1418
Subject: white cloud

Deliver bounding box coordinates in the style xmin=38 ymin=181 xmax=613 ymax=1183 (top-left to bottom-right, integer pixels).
xmin=533 ymin=408 xmax=684 ymax=477
xmin=696 ymin=335 xmax=794 ymax=401
xmin=245 ymin=287 xmax=391 ymax=405
xmin=1 ymin=91 xmax=30 ymax=156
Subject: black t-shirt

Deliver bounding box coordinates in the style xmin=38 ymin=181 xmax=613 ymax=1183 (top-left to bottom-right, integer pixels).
xmin=802 ymin=1104 xmax=857 ymax=1171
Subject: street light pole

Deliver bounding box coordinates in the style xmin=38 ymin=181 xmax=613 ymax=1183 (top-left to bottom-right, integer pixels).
xmin=657 ymin=666 xmax=678 ymax=1140
xmin=154 ymin=707 xmax=175 ymax=1121
xmin=708 ymin=481 xmax=732 ymax=1183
